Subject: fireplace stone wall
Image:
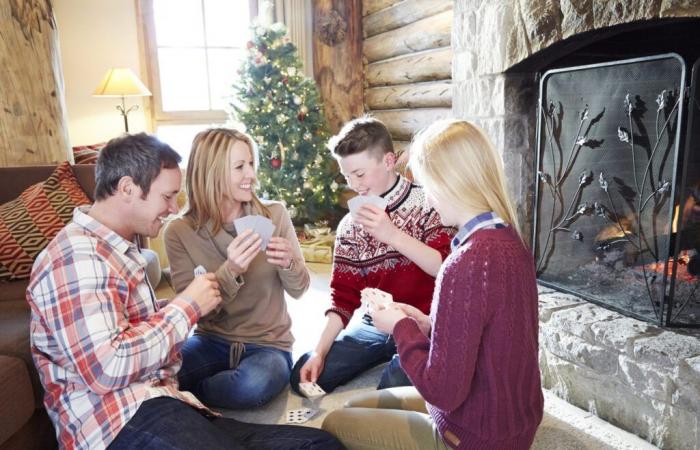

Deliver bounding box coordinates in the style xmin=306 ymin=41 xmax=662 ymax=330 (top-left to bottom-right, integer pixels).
xmin=452 ymin=1 xmax=700 ymax=448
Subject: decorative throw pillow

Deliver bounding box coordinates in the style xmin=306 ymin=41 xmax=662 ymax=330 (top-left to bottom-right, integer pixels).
xmin=72 ymin=143 xmax=105 ymax=164
xmin=0 ymin=162 xmax=92 ymax=281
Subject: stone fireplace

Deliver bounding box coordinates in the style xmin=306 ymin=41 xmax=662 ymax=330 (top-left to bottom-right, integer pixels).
xmin=453 ymin=2 xmax=700 ymax=448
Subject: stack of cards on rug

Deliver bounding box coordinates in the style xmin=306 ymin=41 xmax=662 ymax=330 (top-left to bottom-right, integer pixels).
xmin=193 ymin=265 xmax=207 ymax=276
xmin=298 ymin=381 xmax=326 ymax=399
xmin=347 ymin=195 xmax=388 ymax=218
xmin=233 ymin=215 xmax=276 ymax=250
xmin=285 ymin=408 xmax=317 ymax=424
xmin=360 ymin=287 xmax=394 ymax=313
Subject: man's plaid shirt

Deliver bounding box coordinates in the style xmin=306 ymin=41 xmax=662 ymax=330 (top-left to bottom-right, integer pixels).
xmin=27 ymin=208 xmax=208 ymax=450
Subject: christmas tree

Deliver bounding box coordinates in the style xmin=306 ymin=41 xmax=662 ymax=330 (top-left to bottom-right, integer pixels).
xmin=231 ymin=23 xmax=343 ymax=226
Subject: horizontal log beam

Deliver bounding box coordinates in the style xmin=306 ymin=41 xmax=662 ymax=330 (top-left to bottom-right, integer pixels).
xmin=364 ymin=10 xmax=452 ymax=62
xmin=363 ymin=0 xmax=452 ymax=37
xmin=366 ymin=80 xmax=452 ymax=109
xmin=366 ymin=46 xmax=452 ymax=87
xmin=362 ymin=0 xmax=401 ymax=17
xmin=372 ymin=108 xmax=452 ymax=141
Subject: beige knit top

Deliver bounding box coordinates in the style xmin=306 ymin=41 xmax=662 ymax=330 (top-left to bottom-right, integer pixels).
xmin=164 ymin=201 xmax=310 ymax=354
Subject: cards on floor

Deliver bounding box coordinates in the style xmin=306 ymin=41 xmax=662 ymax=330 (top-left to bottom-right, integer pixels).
xmin=361 ymin=287 xmax=394 ymax=313
xmin=286 ymin=408 xmax=317 ymax=424
xmin=233 ymin=215 xmax=276 ymax=250
xmin=347 ymin=195 xmax=388 ymax=218
xmin=298 ymin=381 xmax=326 ymax=399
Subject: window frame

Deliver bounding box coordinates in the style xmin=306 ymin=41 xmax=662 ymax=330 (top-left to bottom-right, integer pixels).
xmin=136 ymin=0 xmax=258 ymax=128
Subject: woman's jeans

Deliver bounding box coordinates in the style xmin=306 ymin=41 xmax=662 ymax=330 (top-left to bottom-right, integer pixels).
xmin=178 ymin=334 xmax=292 ymax=409
xmin=290 ymin=318 xmax=412 ymax=395
xmin=108 ymin=397 xmax=345 ymax=450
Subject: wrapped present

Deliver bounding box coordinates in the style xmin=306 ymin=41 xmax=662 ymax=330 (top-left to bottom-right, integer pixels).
xmin=299 ymin=223 xmax=334 ymax=264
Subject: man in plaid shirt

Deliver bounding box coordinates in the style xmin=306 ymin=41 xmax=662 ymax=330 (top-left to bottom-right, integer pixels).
xmin=27 ymin=134 xmax=344 ymax=450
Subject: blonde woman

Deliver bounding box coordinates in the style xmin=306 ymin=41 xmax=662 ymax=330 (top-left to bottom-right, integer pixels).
xmin=164 ymin=128 xmax=310 ymax=410
xmin=322 ymin=120 xmax=543 ymax=450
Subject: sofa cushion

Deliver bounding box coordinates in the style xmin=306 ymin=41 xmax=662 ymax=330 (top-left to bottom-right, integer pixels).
xmin=72 ymin=143 xmax=104 ymax=164
xmin=0 ymin=356 xmax=35 ymax=446
xmin=0 ymin=300 xmax=42 ymax=405
xmin=0 ymin=162 xmax=92 ymax=281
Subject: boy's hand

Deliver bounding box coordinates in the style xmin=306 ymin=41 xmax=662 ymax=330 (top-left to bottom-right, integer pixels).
xmin=370 ymin=303 xmax=408 ymax=334
xmin=394 ymin=303 xmax=431 ymax=336
xmin=355 ymin=204 xmax=398 ymax=245
xmin=226 ymin=229 xmax=261 ymax=276
xmin=300 ymin=352 xmax=325 ymax=383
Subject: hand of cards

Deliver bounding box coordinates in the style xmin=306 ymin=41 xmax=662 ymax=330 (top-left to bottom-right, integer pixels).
xmin=233 ymin=215 xmax=276 ymax=250
xmin=360 ymin=287 xmax=393 ymax=313
xmin=347 ymin=194 xmax=388 ymax=218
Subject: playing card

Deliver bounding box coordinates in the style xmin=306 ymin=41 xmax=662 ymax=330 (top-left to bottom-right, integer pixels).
xmin=193 ymin=265 xmax=207 ymax=276
xmin=286 ymin=408 xmax=317 ymax=424
xmin=361 ymin=287 xmax=394 ymax=313
xmin=298 ymin=381 xmax=326 ymax=399
xmin=233 ymin=215 xmax=257 ymax=235
xmin=255 ymin=216 xmax=276 ymax=251
xmin=348 ymin=195 xmax=388 ymax=218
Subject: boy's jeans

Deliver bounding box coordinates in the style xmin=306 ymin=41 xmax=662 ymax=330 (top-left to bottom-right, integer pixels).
xmin=178 ymin=334 xmax=292 ymax=409
xmin=290 ymin=318 xmax=412 ymax=394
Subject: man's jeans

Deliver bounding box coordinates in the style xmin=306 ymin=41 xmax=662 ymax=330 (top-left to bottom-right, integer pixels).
xmin=108 ymin=397 xmax=345 ymax=450
xmin=290 ymin=318 xmax=412 ymax=394
xmin=178 ymin=334 xmax=292 ymax=409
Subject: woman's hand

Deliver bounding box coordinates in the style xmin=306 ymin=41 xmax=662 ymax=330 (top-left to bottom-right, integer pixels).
xmin=394 ymin=303 xmax=431 ymax=336
xmin=355 ymin=204 xmax=398 ymax=246
xmin=370 ymin=304 xmax=408 ymax=335
xmin=226 ymin=229 xmax=261 ymax=276
xmin=266 ymin=236 xmax=295 ymax=269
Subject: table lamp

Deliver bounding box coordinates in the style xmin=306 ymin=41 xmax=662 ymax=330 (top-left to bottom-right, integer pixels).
xmin=93 ymin=68 xmax=152 ymax=132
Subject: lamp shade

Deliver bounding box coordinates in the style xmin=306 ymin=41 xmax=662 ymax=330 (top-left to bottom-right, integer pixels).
xmin=93 ymin=68 xmax=152 ymax=97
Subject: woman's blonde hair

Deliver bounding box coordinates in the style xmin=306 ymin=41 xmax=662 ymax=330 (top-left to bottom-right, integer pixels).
xmin=185 ymin=127 xmax=270 ymax=234
xmin=409 ymin=119 xmax=522 ymax=239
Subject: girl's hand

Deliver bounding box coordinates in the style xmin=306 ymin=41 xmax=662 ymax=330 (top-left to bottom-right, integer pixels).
xmin=226 ymin=229 xmax=261 ymax=276
xmin=370 ymin=304 xmax=408 ymax=334
xmin=394 ymin=303 xmax=431 ymax=336
xmin=266 ymin=236 xmax=295 ymax=269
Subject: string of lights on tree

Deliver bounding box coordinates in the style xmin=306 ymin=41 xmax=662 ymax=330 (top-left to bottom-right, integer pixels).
xmin=230 ymin=22 xmax=343 ymax=226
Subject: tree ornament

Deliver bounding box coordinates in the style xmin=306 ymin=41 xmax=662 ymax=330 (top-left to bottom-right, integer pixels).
xmin=271 ymin=157 xmax=281 ymax=170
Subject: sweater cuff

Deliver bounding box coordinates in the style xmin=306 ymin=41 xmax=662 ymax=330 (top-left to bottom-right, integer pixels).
xmin=325 ymin=307 xmax=352 ymax=328
xmin=215 ymin=262 xmax=244 ymax=299
xmin=167 ymin=295 xmax=202 ymax=328
xmin=393 ymin=317 xmax=422 ymax=343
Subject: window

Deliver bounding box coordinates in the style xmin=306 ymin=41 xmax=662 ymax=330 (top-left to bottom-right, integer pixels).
xmin=139 ymin=0 xmax=255 ymax=162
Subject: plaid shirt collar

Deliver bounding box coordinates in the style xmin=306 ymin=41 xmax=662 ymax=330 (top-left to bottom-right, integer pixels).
xmin=73 ymin=206 xmax=135 ymax=255
xmin=451 ymin=211 xmax=506 ymax=250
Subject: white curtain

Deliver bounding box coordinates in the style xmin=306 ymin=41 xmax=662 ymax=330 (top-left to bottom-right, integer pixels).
xmin=258 ymin=0 xmax=314 ymax=77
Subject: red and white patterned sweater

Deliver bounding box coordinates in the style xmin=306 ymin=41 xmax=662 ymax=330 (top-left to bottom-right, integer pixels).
xmin=327 ymin=176 xmax=454 ymax=327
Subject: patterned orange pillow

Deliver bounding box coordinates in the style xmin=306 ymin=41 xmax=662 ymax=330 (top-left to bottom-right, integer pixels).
xmin=0 ymin=162 xmax=92 ymax=281
xmin=72 ymin=143 xmax=105 ymax=164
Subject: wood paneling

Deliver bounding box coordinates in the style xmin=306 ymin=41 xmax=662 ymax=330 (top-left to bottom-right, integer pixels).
xmin=0 ymin=0 xmax=70 ymax=166
xmin=362 ymin=0 xmax=452 ymax=37
xmin=366 ymin=46 xmax=452 ymax=87
xmin=361 ymin=0 xmax=401 ymax=17
xmin=366 ymin=81 xmax=452 ymax=109
xmin=372 ymin=108 xmax=451 ymax=140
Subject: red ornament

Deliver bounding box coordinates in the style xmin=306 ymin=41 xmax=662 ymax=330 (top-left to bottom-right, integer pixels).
xmin=271 ymin=157 xmax=282 ymax=169
xmin=246 ymin=41 xmax=254 ymax=49
xmin=282 ymin=77 xmax=288 ymax=84
xmin=297 ymin=111 xmax=306 ymax=121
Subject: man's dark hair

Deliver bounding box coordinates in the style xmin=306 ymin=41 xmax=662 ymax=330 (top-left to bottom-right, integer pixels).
xmin=327 ymin=116 xmax=394 ymax=159
xmin=94 ymin=133 xmax=181 ymax=201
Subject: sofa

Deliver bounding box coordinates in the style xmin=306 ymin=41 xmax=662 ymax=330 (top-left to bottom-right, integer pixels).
xmin=0 ymin=165 xmax=99 ymax=449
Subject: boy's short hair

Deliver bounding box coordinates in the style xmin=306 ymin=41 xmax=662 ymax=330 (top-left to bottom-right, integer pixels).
xmin=328 ymin=116 xmax=394 ymax=160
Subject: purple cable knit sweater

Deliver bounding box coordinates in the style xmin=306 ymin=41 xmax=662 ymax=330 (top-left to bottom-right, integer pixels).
xmin=394 ymin=226 xmax=544 ymax=450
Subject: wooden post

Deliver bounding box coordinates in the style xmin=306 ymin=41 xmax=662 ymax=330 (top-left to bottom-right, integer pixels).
xmin=312 ymin=0 xmax=363 ymax=133
xmin=0 ymin=0 xmax=71 ymax=166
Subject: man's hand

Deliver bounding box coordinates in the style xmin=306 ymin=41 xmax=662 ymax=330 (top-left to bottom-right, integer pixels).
xmin=394 ymin=303 xmax=431 ymax=336
xmin=300 ymin=352 xmax=326 ymax=383
xmin=227 ymin=229 xmax=261 ymax=276
xmin=370 ymin=303 xmax=408 ymax=335
xmin=355 ymin=204 xmax=399 ymax=246
xmin=180 ymin=273 xmax=222 ymax=316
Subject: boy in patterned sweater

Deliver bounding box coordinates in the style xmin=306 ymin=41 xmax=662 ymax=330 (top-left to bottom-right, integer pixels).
xmin=291 ymin=117 xmax=454 ymax=394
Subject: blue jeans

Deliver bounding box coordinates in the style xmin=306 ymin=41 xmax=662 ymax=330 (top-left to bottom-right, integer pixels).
xmin=108 ymin=397 xmax=345 ymax=450
xmin=290 ymin=318 xmax=412 ymax=395
xmin=179 ymin=334 xmax=292 ymax=409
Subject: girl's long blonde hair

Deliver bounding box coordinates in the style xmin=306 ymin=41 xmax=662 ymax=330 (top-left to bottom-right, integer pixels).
xmin=185 ymin=128 xmax=270 ymax=234
xmin=409 ymin=119 xmax=522 ymax=239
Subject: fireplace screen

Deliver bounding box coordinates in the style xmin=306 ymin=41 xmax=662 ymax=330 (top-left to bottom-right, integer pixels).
xmin=533 ymin=54 xmax=700 ymax=327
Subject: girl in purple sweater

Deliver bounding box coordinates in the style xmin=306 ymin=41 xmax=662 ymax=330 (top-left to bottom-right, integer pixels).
xmin=322 ymin=120 xmax=544 ymax=450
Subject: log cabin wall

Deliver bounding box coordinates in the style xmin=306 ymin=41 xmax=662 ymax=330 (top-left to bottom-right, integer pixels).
xmin=0 ymin=0 xmax=71 ymax=166
xmin=362 ymin=0 xmax=453 ymax=158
